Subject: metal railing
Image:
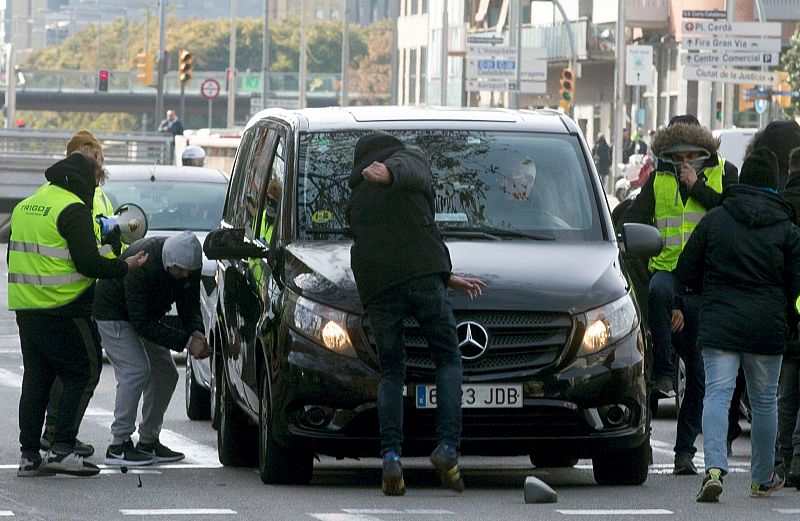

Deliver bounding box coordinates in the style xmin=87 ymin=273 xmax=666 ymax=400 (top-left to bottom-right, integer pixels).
xmin=7 ymin=70 xmax=343 ymax=96
xmin=0 ymin=129 xmax=174 ymax=164
xmin=469 ymin=19 xmax=589 ymax=62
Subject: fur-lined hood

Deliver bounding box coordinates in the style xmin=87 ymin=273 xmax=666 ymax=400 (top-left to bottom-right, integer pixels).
xmin=651 ymin=123 xmax=719 ymax=158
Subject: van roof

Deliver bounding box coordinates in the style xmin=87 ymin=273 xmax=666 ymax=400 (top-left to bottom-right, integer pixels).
xmin=244 ymin=106 xmax=575 ymax=135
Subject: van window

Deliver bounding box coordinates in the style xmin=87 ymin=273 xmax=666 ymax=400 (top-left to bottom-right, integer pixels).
xmin=223 ymin=129 xmax=256 ymax=223
xmin=296 ymin=130 xmax=601 ymax=241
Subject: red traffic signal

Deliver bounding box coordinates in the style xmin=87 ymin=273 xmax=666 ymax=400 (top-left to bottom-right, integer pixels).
xmin=98 ymin=69 xmax=109 ymax=92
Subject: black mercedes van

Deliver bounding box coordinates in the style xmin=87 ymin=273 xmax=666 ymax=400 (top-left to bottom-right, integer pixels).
xmin=203 ymin=106 xmax=662 ymax=486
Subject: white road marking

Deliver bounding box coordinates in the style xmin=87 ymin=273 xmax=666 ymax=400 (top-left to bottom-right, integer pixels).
xmin=156 ymin=429 xmax=222 ymax=468
xmin=774 ymin=510 xmax=800 ymax=514
xmin=0 ymin=511 xmax=13 ymax=516
xmin=310 ymin=516 xmax=382 ymax=521
xmin=83 ymin=406 xmax=114 ymax=417
xmin=341 ymin=510 xmax=453 ymax=515
xmin=119 ymin=509 xmax=236 ymax=516
xmin=556 ymin=509 xmax=673 ymax=515
xmin=0 ymin=368 xmax=22 ymax=387
xmin=404 ymin=511 xmax=454 ymax=515
xmin=0 ymin=348 xmax=20 ymax=354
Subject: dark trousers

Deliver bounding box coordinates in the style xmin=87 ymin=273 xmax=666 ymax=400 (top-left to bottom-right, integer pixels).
xmin=366 ymin=275 xmax=462 ymax=457
xmin=17 ymin=313 xmax=102 ymax=456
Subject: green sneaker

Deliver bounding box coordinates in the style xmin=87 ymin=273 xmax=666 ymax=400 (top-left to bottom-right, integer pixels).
xmin=430 ymin=444 xmax=465 ymax=493
xmin=696 ymin=468 xmax=724 ymax=503
xmin=750 ymin=472 xmax=784 ymax=498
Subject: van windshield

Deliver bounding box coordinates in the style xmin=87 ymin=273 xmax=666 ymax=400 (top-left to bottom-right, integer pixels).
xmin=297 ymin=130 xmax=602 ymax=241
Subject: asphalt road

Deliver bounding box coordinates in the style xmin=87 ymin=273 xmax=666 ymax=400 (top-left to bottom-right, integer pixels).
xmin=1 ymin=244 xmax=799 ymax=520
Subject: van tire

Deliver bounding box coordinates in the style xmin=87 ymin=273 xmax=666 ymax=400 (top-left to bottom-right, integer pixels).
xmin=210 ymin=332 xmax=222 ymax=430
xmin=217 ymin=368 xmax=257 ymax=466
xmin=185 ymin=357 xmax=211 ymax=420
xmin=592 ymin=437 xmax=650 ymax=485
xmin=258 ymin=373 xmax=313 ymax=484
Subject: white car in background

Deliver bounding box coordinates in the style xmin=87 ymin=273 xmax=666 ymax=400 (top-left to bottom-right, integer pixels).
xmin=102 ymin=165 xmax=228 ymax=422
xmin=713 ymin=127 xmax=759 ymax=171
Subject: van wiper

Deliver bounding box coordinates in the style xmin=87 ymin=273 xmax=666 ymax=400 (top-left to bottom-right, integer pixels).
xmin=442 ymin=226 xmax=554 ymax=241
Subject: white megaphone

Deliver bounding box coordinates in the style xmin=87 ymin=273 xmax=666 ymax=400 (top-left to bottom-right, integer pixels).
xmin=113 ymin=203 xmax=149 ymax=243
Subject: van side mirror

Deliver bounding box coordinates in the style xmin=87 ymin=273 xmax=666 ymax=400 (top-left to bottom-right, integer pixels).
xmin=203 ymin=227 xmax=269 ymax=260
xmin=617 ymin=223 xmax=663 ymax=258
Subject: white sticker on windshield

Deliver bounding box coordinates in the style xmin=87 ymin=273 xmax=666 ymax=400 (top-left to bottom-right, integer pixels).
xmin=435 ymin=213 xmax=468 ymax=223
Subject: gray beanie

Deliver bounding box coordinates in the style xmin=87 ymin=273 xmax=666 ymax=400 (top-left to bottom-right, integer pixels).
xmin=162 ymin=231 xmax=202 ymax=271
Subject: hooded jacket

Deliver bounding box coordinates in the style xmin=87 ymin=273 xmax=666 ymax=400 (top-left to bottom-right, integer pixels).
xmin=748 ymin=120 xmax=800 ymax=190
xmin=674 ymin=184 xmax=800 ymax=355
xmin=781 ymin=173 xmax=800 ymax=359
xmin=93 ymin=236 xmax=203 ymax=352
xmin=9 ymin=154 xmax=128 ymax=317
xmin=619 ymin=123 xmax=739 ymax=227
xmin=346 ymin=146 xmax=452 ymax=306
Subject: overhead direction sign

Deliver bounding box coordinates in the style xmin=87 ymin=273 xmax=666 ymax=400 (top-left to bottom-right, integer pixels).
xmin=467 ymin=35 xmax=504 ymax=45
xmin=683 ymin=36 xmax=782 ymax=53
xmin=682 ymin=21 xmax=782 ymax=37
xmin=626 ymin=45 xmax=654 ymax=86
xmin=682 ymin=9 xmax=727 ymax=19
xmin=466 ymin=45 xmax=547 ymax=89
xmin=683 ymin=65 xmax=778 ymax=86
xmin=681 ymin=51 xmax=779 ymax=67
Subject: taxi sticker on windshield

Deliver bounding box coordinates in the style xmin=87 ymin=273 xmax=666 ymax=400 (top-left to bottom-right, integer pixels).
xmin=312 ymin=210 xmax=333 ymax=223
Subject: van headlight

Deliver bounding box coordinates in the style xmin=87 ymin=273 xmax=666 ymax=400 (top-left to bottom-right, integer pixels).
xmin=579 ymin=294 xmax=638 ymax=355
xmin=286 ymin=292 xmax=356 ymax=358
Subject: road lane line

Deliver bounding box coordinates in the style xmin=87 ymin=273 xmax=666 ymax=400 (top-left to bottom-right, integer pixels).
xmin=310 ymin=516 xmax=382 ymax=521
xmin=119 ymin=509 xmax=236 ymax=515
xmin=556 ymin=509 xmax=673 ymax=515
xmin=774 ymin=510 xmax=800 ymax=514
xmin=157 ymin=429 xmax=222 ymax=468
xmin=0 ymin=368 xmax=22 ymax=387
xmin=342 ymin=511 xmax=402 ymax=515
xmin=0 ymin=511 xmax=12 ymax=516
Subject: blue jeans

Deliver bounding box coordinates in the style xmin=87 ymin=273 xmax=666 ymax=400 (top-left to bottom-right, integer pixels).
xmin=702 ymin=348 xmax=782 ymax=485
xmin=778 ymin=358 xmax=800 ymax=462
xmin=366 ymin=275 xmax=462 ymax=457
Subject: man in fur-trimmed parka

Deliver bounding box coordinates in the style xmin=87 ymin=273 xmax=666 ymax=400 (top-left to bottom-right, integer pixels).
xmin=619 ymin=114 xmax=738 ymax=476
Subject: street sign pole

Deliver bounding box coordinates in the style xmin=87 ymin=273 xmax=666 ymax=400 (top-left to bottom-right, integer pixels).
xmin=208 ymin=99 xmax=213 ymax=133
xmin=612 ymin=0 xmax=626 ymax=195
xmin=722 ymin=0 xmax=735 ymax=128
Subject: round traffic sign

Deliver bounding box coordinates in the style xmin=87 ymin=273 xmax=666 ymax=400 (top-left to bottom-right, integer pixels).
xmin=200 ymin=78 xmax=221 ymax=100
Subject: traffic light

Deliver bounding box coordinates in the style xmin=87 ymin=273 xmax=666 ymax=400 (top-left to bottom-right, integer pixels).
xmin=559 ymin=67 xmax=575 ymax=111
xmin=716 ymin=101 xmax=722 ymax=121
xmin=98 ymin=69 xmax=109 ymax=92
xmin=135 ymin=52 xmax=153 ymax=86
xmin=178 ymin=49 xmax=193 ymax=85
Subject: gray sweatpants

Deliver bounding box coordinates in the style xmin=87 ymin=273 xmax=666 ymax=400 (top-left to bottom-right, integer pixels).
xmin=96 ymin=320 xmax=179 ymax=446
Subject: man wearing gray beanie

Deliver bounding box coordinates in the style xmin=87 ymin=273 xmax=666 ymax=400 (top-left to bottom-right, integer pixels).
xmin=93 ymin=231 xmax=212 ymax=466
xmin=675 ymin=147 xmax=800 ymax=501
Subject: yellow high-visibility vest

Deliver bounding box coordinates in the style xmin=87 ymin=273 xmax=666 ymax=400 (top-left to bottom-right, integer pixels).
xmin=94 ymin=187 xmax=116 ymax=258
xmin=649 ymin=159 xmax=725 ymax=272
xmin=8 ymin=184 xmax=94 ymax=310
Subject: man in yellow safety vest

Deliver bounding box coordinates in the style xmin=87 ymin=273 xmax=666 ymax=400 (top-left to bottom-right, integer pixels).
xmin=8 ymin=152 xmax=148 ymax=478
xmin=619 ymin=114 xmax=739 ymax=476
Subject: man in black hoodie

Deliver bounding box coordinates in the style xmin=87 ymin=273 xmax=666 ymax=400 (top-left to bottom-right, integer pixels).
xmin=346 ymin=133 xmax=484 ymax=496
xmin=8 ymin=153 xmax=148 ymax=477
xmin=676 ymin=147 xmax=800 ymax=501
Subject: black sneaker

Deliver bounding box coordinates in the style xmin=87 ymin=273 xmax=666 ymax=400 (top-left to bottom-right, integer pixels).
xmin=42 ymin=450 xmax=100 ymax=477
xmin=17 ymin=453 xmax=54 ymax=478
xmin=104 ymin=438 xmax=155 ymax=466
xmin=788 ymin=456 xmax=800 ymax=490
xmin=696 ymin=468 xmax=724 ymax=503
xmin=381 ymin=452 xmax=406 ymax=496
xmin=652 ymin=375 xmax=675 ymax=398
xmin=430 ymin=444 xmax=465 ymax=493
xmin=40 ymin=428 xmax=94 ymax=458
xmin=750 ymin=471 xmax=785 ymax=498
xmin=136 ymin=440 xmax=185 ymax=463
xmin=674 ymin=452 xmax=698 ymax=475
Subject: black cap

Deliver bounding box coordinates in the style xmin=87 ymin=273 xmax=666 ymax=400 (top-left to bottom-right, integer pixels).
xmin=740 ymin=147 xmax=779 ymax=190
xmin=668 ymin=114 xmax=700 ymax=127
xmin=352 ymin=133 xmax=405 ymax=176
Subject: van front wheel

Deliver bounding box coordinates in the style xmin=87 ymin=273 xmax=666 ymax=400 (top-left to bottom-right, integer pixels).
xmin=592 ymin=437 xmax=650 ymax=485
xmin=259 ymin=373 xmax=313 ymax=484
xmin=217 ymin=367 xmax=257 ymax=466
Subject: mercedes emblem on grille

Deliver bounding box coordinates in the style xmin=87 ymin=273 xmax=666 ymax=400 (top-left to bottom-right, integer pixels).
xmin=457 ymin=321 xmax=489 ymax=360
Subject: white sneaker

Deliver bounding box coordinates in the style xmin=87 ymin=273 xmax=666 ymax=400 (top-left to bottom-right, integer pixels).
xmin=42 ymin=450 xmax=100 ymax=477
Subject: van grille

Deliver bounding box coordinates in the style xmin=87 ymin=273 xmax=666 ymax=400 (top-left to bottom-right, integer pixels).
xmin=362 ymin=311 xmax=574 ymax=376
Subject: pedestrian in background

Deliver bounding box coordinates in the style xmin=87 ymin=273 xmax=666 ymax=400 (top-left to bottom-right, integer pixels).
xmin=779 ymin=146 xmax=800 ymax=489
xmin=592 ymin=134 xmax=612 ymax=190
xmin=8 ymin=153 xmax=148 ymax=477
xmin=746 ymin=120 xmax=800 ymax=190
xmin=676 ymin=147 xmax=800 ymax=501
xmin=159 ymin=110 xmax=184 ymax=137
xmin=346 ymin=132 xmax=485 ymax=496
xmin=94 ymin=232 xmax=211 ymax=467
xmin=619 ymin=114 xmax=738 ymax=476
